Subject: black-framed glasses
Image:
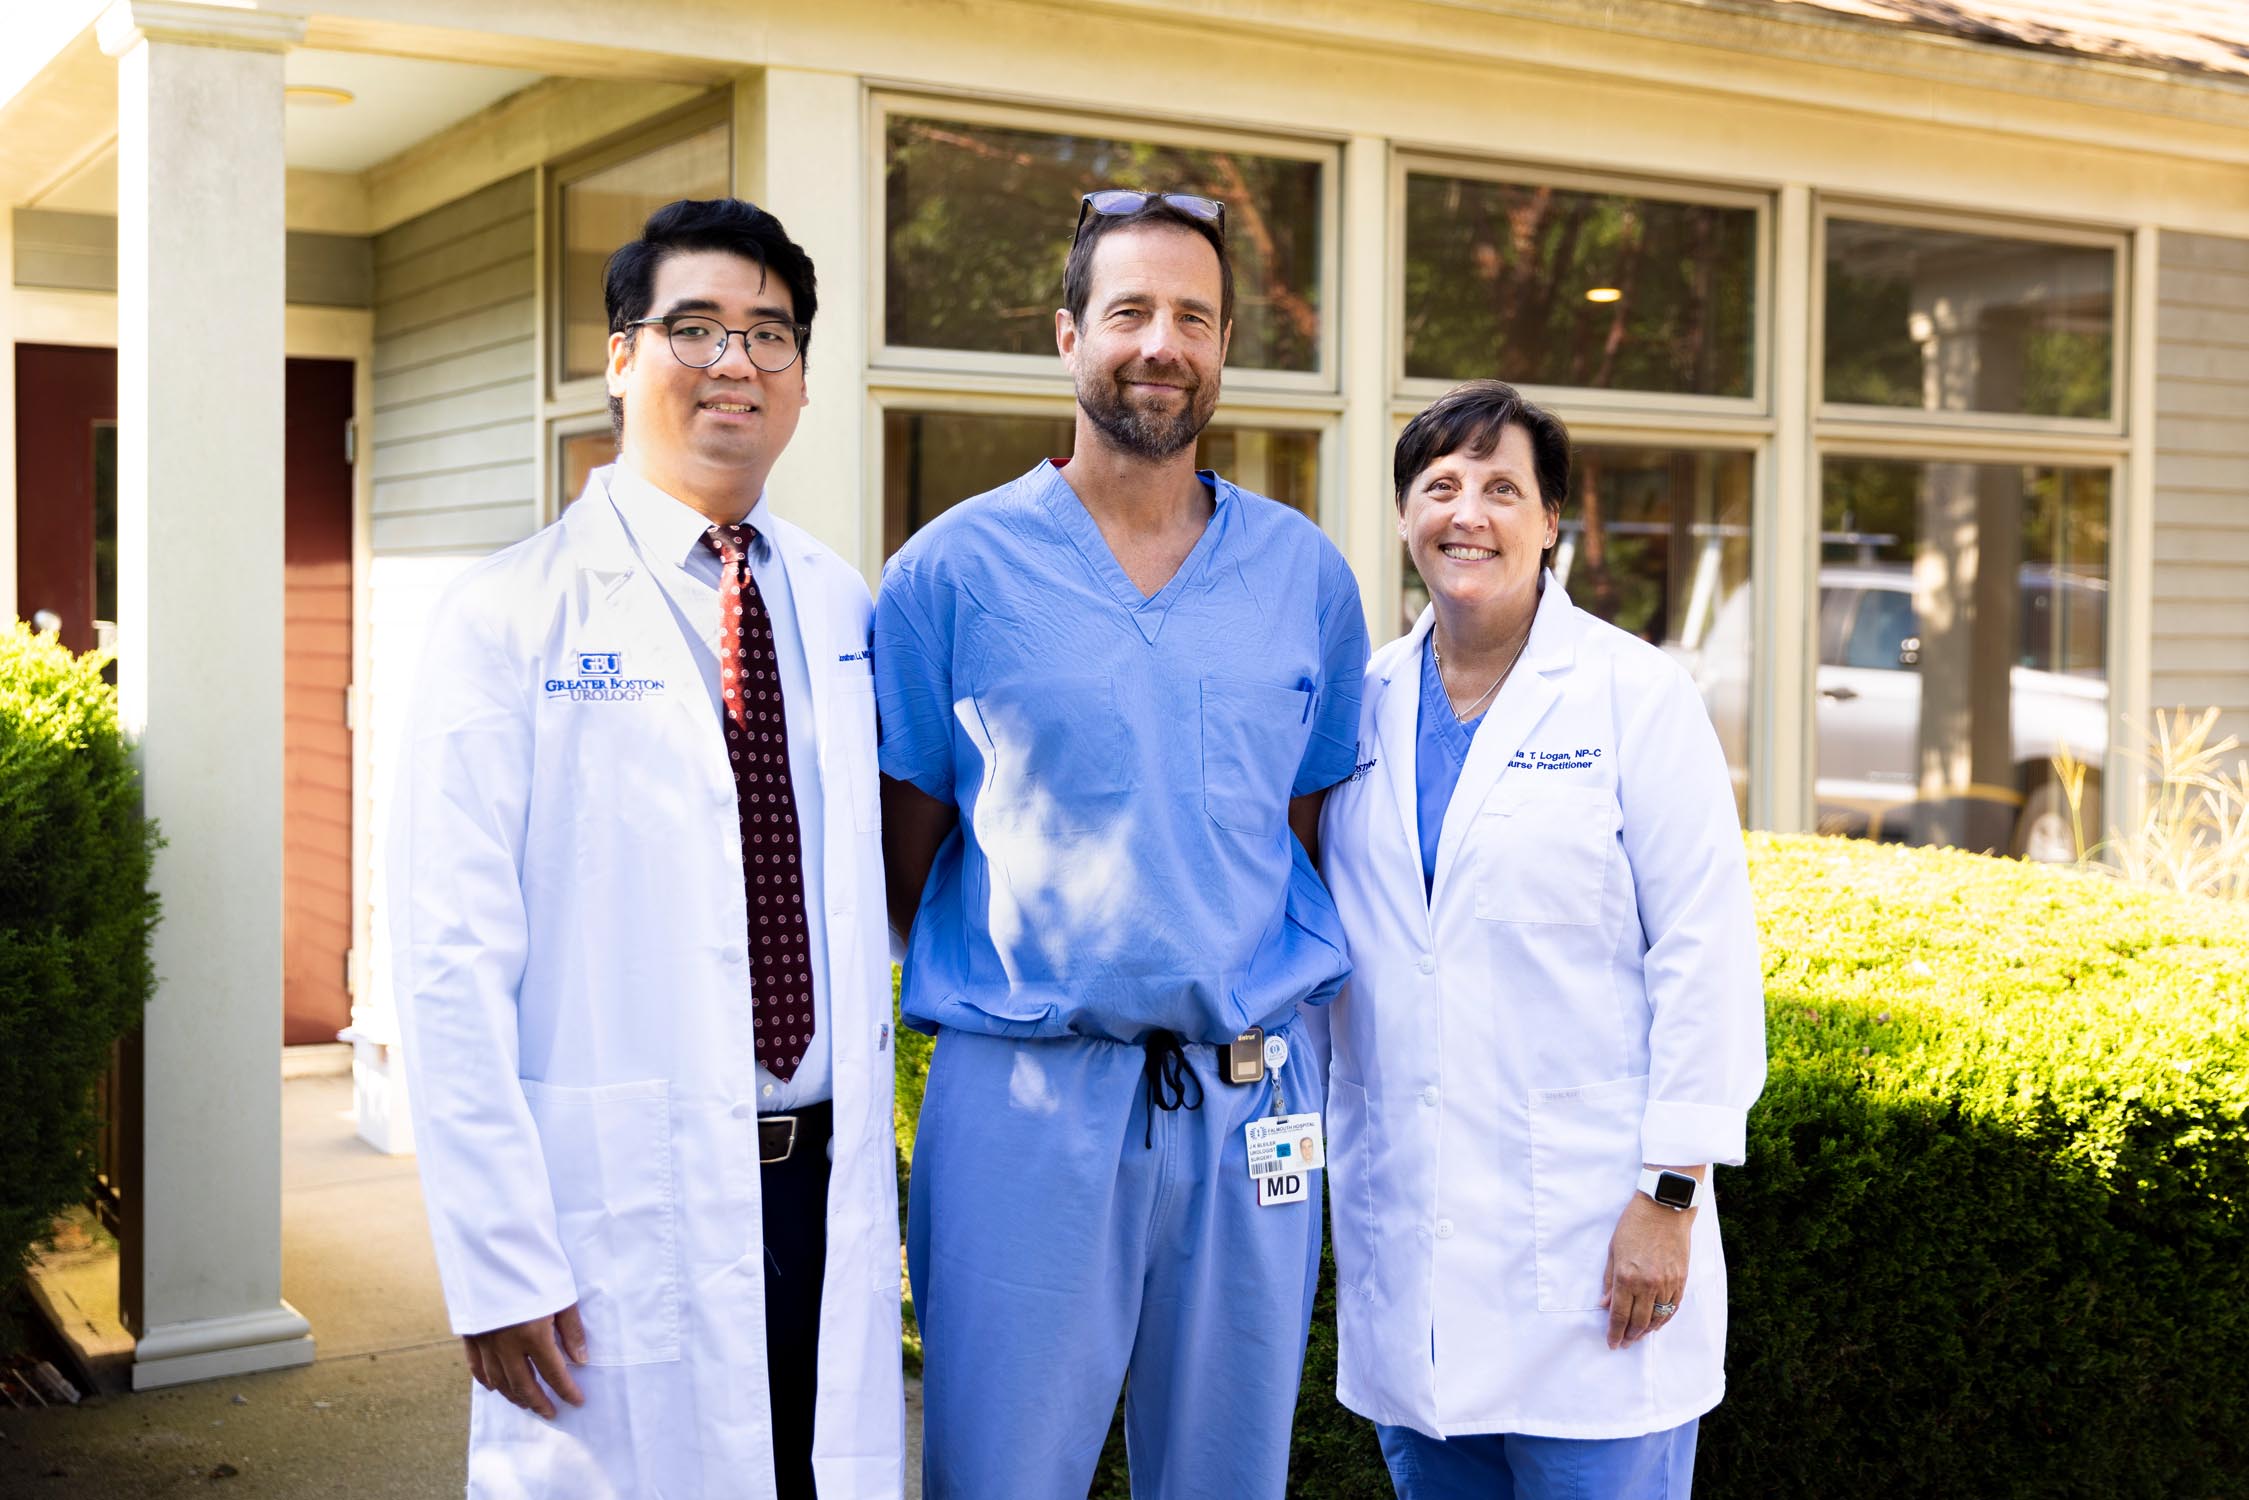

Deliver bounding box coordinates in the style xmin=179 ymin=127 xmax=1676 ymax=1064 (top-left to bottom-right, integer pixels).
xmin=627 ymin=314 xmax=808 ymax=373
xmin=1072 ymin=189 xmax=1227 ymax=246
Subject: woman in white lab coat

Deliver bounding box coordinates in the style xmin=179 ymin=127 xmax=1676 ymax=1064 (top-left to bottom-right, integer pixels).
xmin=1318 ymin=380 xmax=1766 ymax=1499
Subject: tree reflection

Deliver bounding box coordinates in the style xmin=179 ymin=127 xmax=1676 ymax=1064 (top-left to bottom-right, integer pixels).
xmin=883 ymin=117 xmax=1322 ymax=371
xmin=1402 ymin=175 xmax=1754 ymax=396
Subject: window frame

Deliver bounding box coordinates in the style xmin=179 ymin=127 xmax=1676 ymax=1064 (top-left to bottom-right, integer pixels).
xmin=868 ymin=91 xmax=1345 ymax=398
xmin=1812 ymin=198 xmax=2131 ymax=440
xmin=543 ymin=95 xmax=735 ymax=409
xmin=1389 ymin=151 xmax=1774 ymax=424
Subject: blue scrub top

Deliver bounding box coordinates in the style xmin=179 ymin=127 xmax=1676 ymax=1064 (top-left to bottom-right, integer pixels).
xmin=1415 ymin=630 xmax=1484 ymax=896
xmin=875 ymin=459 xmax=1369 ymax=1044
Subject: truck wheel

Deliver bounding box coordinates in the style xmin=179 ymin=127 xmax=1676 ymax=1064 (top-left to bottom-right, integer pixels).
xmin=2013 ymin=772 xmax=2099 ymax=863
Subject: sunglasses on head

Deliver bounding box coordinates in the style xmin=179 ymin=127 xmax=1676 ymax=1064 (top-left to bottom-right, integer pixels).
xmin=1072 ymin=189 xmax=1228 ymax=245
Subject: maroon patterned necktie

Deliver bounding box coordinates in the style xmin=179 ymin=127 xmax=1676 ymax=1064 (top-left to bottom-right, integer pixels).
xmin=702 ymin=522 xmax=814 ymax=1081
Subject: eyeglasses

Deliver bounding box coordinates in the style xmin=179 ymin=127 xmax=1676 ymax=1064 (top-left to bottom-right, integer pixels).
xmin=1072 ymin=190 xmax=1227 ymax=246
xmin=627 ymin=314 xmax=808 ymax=373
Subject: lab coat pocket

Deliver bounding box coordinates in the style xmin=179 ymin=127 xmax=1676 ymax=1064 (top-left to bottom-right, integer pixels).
xmin=1324 ymin=1075 xmax=1380 ymax=1302
xmin=1201 ymin=677 xmax=1315 ymax=836
xmin=519 ymin=1078 xmax=683 ymax=1365
xmin=1526 ymin=1074 xmax=1647 ymax=1313
xmin=1472 ymin=785 xmax=1618 ymax=926
xmin=826 ymin=665 xmax=881 ymax=833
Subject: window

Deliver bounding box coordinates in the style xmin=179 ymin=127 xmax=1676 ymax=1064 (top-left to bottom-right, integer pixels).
xmin=873 ymin=100 xmax=1341 ymax=560
xmin=556 ymin=425 xmax=616 ymax=511
xmin=883 ymin=113 xmax=1327 ymax=374
xmin=553 ymin=111 xmax=731 ymax=386
xmin=881 ymin=407 xmax=1319 ymax=559
xmin=1822 ymin=217 xmax=2118 ymax=423
xmin=1814 ymin=456 xmax=2111 ymax=857
xmin=1401 ymin=168 xmax=1758 ymax=399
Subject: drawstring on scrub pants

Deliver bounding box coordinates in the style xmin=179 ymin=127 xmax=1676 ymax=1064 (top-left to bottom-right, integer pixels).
xmin=1141 ymin=1030 xmax=1205 ymax=1149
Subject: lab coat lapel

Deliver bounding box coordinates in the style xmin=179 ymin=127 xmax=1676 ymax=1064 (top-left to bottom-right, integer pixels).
xmin=1377 ymin=609 xmax=1436 ymax=893
xmin=765 ymin=517 xmax=838 ymax=745
xmin=1430 ymin=578 xmax=1577 ymax=897
xmin=560 ymin=475 xmax=725 ymax=760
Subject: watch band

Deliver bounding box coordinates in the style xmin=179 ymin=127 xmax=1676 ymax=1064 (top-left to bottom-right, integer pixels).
xmin=1638 ymin=1167 xmax=1698 ymax=1211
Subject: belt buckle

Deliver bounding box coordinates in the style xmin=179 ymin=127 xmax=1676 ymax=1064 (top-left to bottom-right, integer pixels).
xmin=758 ymin=1114 xmax=798 ymax=1165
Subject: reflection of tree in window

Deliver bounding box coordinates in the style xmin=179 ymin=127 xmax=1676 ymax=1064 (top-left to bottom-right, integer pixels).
xmin=883 ymin=117 xmax=1322 ymax=371
xmin=1402 ymin=174 xmax=1754 ymax=396
xmin=1821 ymin=220 xmax=2112 ymax=419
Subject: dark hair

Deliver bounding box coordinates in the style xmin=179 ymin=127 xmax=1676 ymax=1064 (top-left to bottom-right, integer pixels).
xmin=1393 ymin=379 xmax=1570 ymax=515
xmin=1061 ymin=197 xmax=1234 ymax=335
xmin=602 ymin=197 xmax=819 ymax=440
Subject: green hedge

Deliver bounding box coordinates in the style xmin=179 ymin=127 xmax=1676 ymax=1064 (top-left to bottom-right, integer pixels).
xmin=895 ymin=834 xmax=2249 ymax=1496
xmin=0 ymin=624 xmax=160 ymax=1287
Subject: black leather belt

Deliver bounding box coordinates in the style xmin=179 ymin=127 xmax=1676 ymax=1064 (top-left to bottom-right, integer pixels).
xmin=758 ymin=1098 xmax=833 ymax=1165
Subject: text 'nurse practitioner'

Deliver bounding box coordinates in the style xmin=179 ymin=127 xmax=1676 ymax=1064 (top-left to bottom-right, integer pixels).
xmin=1318 ymin=380 xmax=1768 ymax=1500
xmin=875 ymin=189 xmax=1369 ymax=1500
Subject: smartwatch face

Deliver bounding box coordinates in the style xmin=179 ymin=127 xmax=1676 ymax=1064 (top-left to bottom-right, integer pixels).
xmin=1653 ymin=1171 xmax=1696 ymax=1210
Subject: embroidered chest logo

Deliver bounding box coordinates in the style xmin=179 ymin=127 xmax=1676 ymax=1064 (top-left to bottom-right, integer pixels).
xmin=1346 ymin=755 xmax=1379 ymax=783
xmin=545 ymin=649 xmax=666 ymax=703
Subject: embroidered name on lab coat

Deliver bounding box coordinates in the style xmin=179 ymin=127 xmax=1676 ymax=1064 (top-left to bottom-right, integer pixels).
xmin=1507 ymin=746 xmax=1605 ymax=772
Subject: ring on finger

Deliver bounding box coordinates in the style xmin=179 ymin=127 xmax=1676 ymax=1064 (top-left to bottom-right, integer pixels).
xmin=1652 ymin=1300 xmax=1679 ymax=1319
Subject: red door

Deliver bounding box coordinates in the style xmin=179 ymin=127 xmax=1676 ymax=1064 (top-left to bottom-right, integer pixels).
xmin=282 ymin=358 xmax=357 ymax=1046
xmin=14 ymin=345 xmax=116 ymax=655
xmin=12 ymin=348 xmax=359 ymax=1046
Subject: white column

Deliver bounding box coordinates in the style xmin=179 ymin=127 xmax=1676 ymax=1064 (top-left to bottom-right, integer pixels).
xmin=1339 ymin=134 xmax=1395 ymax=647
xmin=737 ymin=68 xmax=872 ymax=578
xmin=98 ymin=0 xmax=314 ymax=1389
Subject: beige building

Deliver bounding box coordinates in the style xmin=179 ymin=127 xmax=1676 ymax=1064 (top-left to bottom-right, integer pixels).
xmin=3 ymin=0 xmax=2244 ymax=1387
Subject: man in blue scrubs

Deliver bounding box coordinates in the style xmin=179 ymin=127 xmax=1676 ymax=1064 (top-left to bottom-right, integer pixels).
xmin=876 ymin=191 xmax=1368 ymax=1499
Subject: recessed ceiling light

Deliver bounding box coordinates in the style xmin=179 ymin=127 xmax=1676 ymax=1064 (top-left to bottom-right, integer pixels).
xmin=1584 ymin=287 xmax=1623 ymax=303
xmin=285 ymin=85 xmax=355 ymax=108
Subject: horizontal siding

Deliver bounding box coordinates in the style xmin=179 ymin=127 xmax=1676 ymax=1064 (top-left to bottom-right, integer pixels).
xmin=2152 ymin=230 xmax=2249 ymax=747
xmin=370 ymin=171 xmax=539 ymax=564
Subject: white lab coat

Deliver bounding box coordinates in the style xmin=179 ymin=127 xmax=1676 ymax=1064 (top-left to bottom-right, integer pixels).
xmin=390 ymin=476 xmax=903 ymax=1499
xmin=1318 ymin=579 xmax=1766 ymax=1442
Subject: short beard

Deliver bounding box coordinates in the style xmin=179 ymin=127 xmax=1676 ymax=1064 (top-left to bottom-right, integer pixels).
xmin=1077 ymin=363 xmax=1219 ymax=461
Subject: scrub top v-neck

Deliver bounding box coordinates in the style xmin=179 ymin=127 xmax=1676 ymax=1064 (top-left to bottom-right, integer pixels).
xmin=875 ymin=458 xmax=1369 ymax=1044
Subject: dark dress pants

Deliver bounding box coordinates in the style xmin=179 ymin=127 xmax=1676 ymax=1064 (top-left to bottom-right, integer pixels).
xmin=762 ymin=1099 xmax=832 ymax=1500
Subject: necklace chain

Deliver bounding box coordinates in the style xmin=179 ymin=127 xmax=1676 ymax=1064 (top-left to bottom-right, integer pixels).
xmin=1434 ymin=622 xmax=1532 ymax=723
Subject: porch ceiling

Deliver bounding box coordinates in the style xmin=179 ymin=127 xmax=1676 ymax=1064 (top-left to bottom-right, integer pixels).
xmin=7 ymin=35 xmax=545 ymax=211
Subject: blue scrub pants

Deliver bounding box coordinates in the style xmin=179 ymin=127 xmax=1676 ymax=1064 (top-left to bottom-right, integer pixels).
xmin=909 ymin=1020 xmax=1326 ymax=1500
xmin=1377 ymin=1418 xmax=1700 ymax=1500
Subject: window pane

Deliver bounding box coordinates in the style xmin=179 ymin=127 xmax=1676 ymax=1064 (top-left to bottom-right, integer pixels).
xmin=1397 ymin=445 xmax=1755 ymax=822
xmin=1818 ymin=458 xmax=2111 ymax=860
xmin=560 ymin=122 xmax=731 ymax=381
xmin=884 ymin=116 xmax=1323 ymax=371
xmin=1822 ymin=220 xmax=2114 ymax=419
xmin=1402 ymin=173 xmax=1756 ymax=396
xmin=882 ymin=409 xmax=1319 ymax=558
xmin=557 ymin=428 xmax=617 ymax=511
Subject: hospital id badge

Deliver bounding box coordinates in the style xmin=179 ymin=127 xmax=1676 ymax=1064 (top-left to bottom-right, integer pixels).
xmin=1245 ymin=1112 xmax=1324 ymax=1208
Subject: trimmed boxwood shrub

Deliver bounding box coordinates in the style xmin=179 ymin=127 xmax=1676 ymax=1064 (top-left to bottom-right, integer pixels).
xmin=0 ymin=624 xmax=160 ymax=1285
xmin=895 ymin=833 xmax=2249 ymax=1496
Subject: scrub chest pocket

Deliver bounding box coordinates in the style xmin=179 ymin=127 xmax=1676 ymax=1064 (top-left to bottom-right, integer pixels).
xmin=518 ymin=1078 xmax=683 ymax=1365
xmin=1201 ymin=677 xmax=1314 ymax=836
xmin=1474 ymin=785 xmax=1619 ymax=925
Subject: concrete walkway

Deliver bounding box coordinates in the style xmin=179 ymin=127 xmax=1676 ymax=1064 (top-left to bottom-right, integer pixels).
xmin=2 ymin=1073 xmax=922 ymax=1497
